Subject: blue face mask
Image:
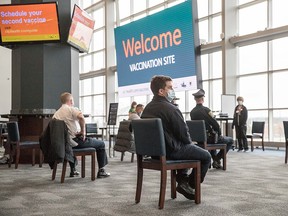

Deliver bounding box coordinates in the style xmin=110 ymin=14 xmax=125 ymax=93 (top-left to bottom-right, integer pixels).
xmin=166 ymin=89 xmax=175 ymax=102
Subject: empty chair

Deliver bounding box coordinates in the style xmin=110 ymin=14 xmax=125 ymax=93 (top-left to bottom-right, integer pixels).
xmin=283 ymin=121 xmax=288 ymax=164
xmin=186 ymin=120 xmax=227 ymax=170
xmin=132 ymin=118 xmax=201 ymax=209
xmin=7 ymin=121 xmax=43 ymax=169
xmin=246 ymin=121 xmax=265 ymax=152
xmin=86 ymin=123 xmax=102 ymax=140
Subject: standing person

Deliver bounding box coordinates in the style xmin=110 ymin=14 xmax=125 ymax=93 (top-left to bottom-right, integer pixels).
xmin=128 ymin=104 xmax=144 ymax=120
xmin=53 ymin=92 xmax=110 ymax=178
xmin=190 ymin=89 xmax=233 ymax=169
xmin=141 ymin=75 xmax=211 ymax=200
xmin=232 ymin=96 xmax=248 ymax=152
xmin=128 ymin=101 xmax=137 ymax=117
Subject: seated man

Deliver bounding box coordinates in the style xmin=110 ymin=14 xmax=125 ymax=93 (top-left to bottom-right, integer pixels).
xmin=128 ymin=104 xmax=144 ymax=120
xmin=190 ymin=89 xmax=233 ymax=169
xmin=53 ymin=92 xmax=110 ymax=178
xmin=141 ymin=75 xmax=211 ymax=200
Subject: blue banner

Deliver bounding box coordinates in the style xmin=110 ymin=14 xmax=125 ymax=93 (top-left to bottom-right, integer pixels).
xmin=114 ymin=0 xmax=197 ymax=97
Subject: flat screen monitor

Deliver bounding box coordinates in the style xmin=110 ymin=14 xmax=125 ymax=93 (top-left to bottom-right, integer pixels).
xmin=0 ymin=2 xmax=60 ymax=45
xmin=67 ymin=5 xmax=95 ymax=53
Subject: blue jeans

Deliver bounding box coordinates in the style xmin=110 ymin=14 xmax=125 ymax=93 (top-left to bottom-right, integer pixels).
xmin=167 ymin=144 xmax=211 ymax=188
xmin=210 ymin=136 xmax=233 ymax=161
xmin=73 ymin=137 xmax=108 ymax=169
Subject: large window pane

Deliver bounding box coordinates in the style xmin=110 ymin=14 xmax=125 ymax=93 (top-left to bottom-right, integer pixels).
xmin=92 ymin=30 xmax=105 ymax=52
xmin=119 ymin=0 xmax=131 ymax=20
xmin=239 ymin=42 xmax=267 ymax=74
xmin=199 ymin=20 xmax=208 ymax=43
xmin=81 ymin=79 xmax=92 ymax=96
xmin=211 ymin=80 xmax=222 ymax=112
xmin=118 ymin=97 xmax=131 ymax=116
xmin=148 ymin=0 xmax=163 ymax=7
xmin=133 ymin=0 xmax=146 ymax=14
xmin=93 ymin=95 xmax=105 ymax=115
xmin=212 ymin=0 xmax=221 ymax=13
xmin=212 ymin=15 xmax=222 ymax=42
xmin=239 ymin=74 xmax=268 ymax=109
xmin=93 ymin=51 xmax=105 ymax=71
xmin=272 ymin=71 xmax=288 ymax=108
xmin=83 ymin=55 xmax=92 ymax=73
xmin=92 ymin=76 xmax=105 ymax=94
xmin=239 ymin=2 xmax=267 ymax=35
xmin=272 ymin=0 xmax=288 ymax=28
xmin=92 ymin=8 xmax=104 ymax=29
xmin=211 ymin=51 xmax=222 ymax=78
xmin=272 ymin=37 xmax=288 ymax=70
xmin=201 ymin=54 xmax=209 ymax=80
xmin=82 ymin=96 xmax=92 ymax=115
xmin=272 ymin=109 xmax=288 ymax=142
xmin=197 ymin=0 xmax=208 ymax=18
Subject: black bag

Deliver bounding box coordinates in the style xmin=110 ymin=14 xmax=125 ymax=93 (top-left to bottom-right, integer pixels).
xmin=207 ymin=130 xmax=218 ymax=144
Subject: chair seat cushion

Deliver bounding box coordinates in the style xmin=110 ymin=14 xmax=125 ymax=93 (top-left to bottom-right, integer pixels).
xmin=144 ymin=158 xmax=199 ymax=164
xmin=73 ymin=148 xmax=96 ymax=153
xmin=207 ymin=143 xmax=226 ymax=148
xmin=247 ymin=134 xmax=263 ymax=138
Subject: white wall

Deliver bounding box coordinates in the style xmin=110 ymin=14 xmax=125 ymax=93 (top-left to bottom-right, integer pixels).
xmin=0 ymin=46 xmax=12 ymax=119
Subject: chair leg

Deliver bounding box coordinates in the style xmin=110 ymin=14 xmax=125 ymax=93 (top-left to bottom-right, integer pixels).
xmin=170 ymin=170 xmax=177 ymax=199
xmin=285 ymin=142 xmax=288 ymax=164
xmin=262 ymin=138 xmax=265 ymax=151
xmin=121 ymin=152 xmax=124 ymax=161
xmin=91 ymin=153 xmax=96 ymax=181
xmin=194 ymin=162 xmax=201 ymax=204
xmin=158 ymin=170 xmax=167 ymax=209
xmin=131 ymin=153 xmax=134 ymax=163
xmin=52 ymin=161 xmax=57 ymax=181
xmin=222 ymin=148 xmax=227 ymax=171
xmin=39 ymin=150 xmax=43 ymax=168
xmin=8 ymin=143 xmax=13 ymax=168
xmin=31 ymin=149 xmax=35 ymax=166
xmin=61 ymin=160 xmax=67 ymax=183
xmin=81 ymin=156 xmax=85 ymax=178
xmin=251 ymin=138 xmax=254 ymax=152
xmin=135 ymin=167 xmax=143 ymax=204
xmin=15 ymin=146 xmax=20 ymax=169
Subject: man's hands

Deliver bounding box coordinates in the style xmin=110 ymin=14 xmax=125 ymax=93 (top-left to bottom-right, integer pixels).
xmin=76 ymin=131 xmax=86 ymax=141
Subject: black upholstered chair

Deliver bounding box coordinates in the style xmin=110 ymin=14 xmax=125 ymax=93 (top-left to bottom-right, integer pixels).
xmin=86 ymin=123 xmax=103 ymax=140
xmin=131 ymin=118 xmax=201 ymax=209
xmin=246 ymin=121 xmax=265 ymax=152
xmin=7 ymin=121 xmax=43 ymax=169
xmin=186 ymin=120 xmax=227 ymax=170
xmin=283 ymin=121 xmax=288 ymax=164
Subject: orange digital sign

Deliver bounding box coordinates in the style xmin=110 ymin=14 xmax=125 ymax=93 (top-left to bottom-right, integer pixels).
xmin=0 ymin=2 xmax=60 ymax=43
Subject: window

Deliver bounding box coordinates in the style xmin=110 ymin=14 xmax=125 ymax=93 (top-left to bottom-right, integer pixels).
xmin=239 ymin=42 xmax=267 ymax=74
xmin=272 ymin=0 xmax=288 ymax=28
xmin=133 ymin=0 xmax=146 ymax=14
xmin=272 ymin=37 xmax=288 ymax=70
xmin=272 ymin=71 xmax=288 ymax=108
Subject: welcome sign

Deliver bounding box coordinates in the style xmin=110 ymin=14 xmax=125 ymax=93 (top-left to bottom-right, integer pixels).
xmin=114 ymin=0 xmax=198 ymax=97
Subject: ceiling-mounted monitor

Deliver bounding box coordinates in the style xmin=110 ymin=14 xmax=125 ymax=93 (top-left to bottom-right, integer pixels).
xmin=0 ymin=2 xmax=61 ymax=46
xmin=67 ymin=5 xmax=95 ymax=53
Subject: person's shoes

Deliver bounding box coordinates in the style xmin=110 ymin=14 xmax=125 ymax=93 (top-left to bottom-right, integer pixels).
xmin=0 ymin=155 xmax=9 ymax=164
xmin=244 ymin=148 xmax=249 ymax=152
xmin=237 ymin=149 xmax=243 ymax=152
xmin=69 ymin=170 xmax=80 ymax=177
xmin=212 ymin=160 xmax=223 ymax=169
xmin=97 ymin=169 xmax=110 ymax=178
xmin=176 ymin=181 xmax=195 ymax=200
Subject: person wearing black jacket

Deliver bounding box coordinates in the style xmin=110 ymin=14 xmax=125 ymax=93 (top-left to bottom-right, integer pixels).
xmin=232 ymin=96 xmax=248 ymax=152
xmin=190 ymin=89 xmax=233 ymax=169
xmin=141 ymin=75 xmax=211 ymax=200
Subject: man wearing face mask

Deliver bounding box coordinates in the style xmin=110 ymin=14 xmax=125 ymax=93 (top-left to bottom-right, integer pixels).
xmin=232 ymin=96 xmax=248 ymax=152
xmin=141 ymin=75 xmax=211 ymax=200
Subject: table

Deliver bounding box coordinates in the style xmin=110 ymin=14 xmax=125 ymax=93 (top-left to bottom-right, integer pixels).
xmin=215 ymin=117 xmax=233 ymax=137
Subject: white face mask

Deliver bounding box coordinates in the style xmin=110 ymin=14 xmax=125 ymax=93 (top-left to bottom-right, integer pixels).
xmin=166 ymin=89 xmax=175 ymax=102
xmin=238 ymin=101 xmax=243 ymax=106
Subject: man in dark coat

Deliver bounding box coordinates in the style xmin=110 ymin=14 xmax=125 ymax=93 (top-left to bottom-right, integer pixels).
xmin=190 ymin=89 xmax=233 ymax=169
xmin=141 ymin=75 xmax=211 ymax=200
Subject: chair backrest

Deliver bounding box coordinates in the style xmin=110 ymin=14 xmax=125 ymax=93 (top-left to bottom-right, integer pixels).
xmin=86 ymin=123 xmax=98 ymax=134
xmin=186 ymin=120 xmax=207 ymax=144
xmin=283 ymin=121 xmax=288 ymax=141
xmin=7 ymin=121 xmax=20 ymax=142
xmin=131 ymin=118 xmax=166 ymax=157
xmin=114 ymin=120 xmax=134 ymax=152
xmin=251 ymin=121 xmax=265 ymax=134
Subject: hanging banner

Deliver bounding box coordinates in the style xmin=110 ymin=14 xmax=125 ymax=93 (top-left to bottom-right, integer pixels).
xmin=114 ymin=0 xmax=197 ymax=97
